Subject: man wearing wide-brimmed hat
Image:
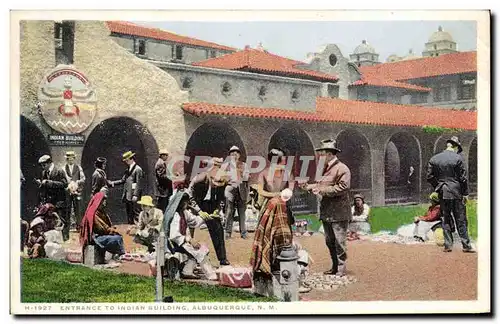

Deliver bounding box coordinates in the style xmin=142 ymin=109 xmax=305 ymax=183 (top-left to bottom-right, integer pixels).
xmin=221 ymin=145 xmax=249 ymax=239
xmin=110 ymin=151 xmax=144 ymax=224
xmin=427 ymin=135 xmax=474 ymax=253
xmin=63 ymin=151 xmax=86 ymax=231
xmin=302 ymin=139 xmax=351 ymax=276
xmin=36 ymin=154 xmax=69 ymax=241
xmin=155 ymin=149 xmax=173 ymax=212
xmin=133 ymin=196 xmax=164 ymax=253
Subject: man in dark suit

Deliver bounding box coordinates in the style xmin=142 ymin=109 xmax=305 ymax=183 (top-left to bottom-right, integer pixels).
xmin=111 ymin=151 xmax=144 ymax=224
xmin=303 ymin=139 xmax=351 ymax=276
xmin=63 ymin=151 xmax=86 ymax=230
xmin=427 ymin=136 xmax=474 ymax=253
xmin=155 ymin=149 xmax=173 ymax=212
xmin=36 ymin=155 xmax=69 ymax=240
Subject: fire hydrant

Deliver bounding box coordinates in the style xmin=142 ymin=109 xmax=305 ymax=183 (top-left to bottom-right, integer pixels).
xmin=276 ymin=245 xmax=299 ymax=301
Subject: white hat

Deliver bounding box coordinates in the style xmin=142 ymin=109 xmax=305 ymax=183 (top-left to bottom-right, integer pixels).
xmin=38 ymin=155 xmax=51 ymax=164
xmin=280 ymin=188 xmax=293 ymax=202
xmin=229 ymin=146 xmax=241 ymax=153
xmin=30 ymin=217 xmax=45 ymax=229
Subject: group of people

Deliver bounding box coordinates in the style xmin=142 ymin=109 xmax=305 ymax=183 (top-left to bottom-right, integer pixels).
xmin=21 ymin=133 xmax=475 ymax=283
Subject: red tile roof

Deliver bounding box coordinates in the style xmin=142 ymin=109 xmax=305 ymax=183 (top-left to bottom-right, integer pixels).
xmin=351 ymin=77 xmax=432 ymax=92
xmin=193 ymin=48 xmax=338 ymax=82
xmin=316 ymin=98 xmax=476 ymax=130
xmin=359 ymin=51 xmax=477 ymax=81
xmin=182 ymin=99 xmax=477 ymax=130
xmin=106 ymin=21 xmax=237 ymax=52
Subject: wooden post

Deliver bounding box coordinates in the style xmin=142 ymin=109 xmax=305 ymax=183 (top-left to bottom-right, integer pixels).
xmin=155 ymin=232 xmax=166 ymax=302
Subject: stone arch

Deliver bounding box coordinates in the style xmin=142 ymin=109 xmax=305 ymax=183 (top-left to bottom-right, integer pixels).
xmin=433 ymin=134 xmax=449 ymax=154
xmin=20 ymin=115 xmax=51 ymax=220
xmin=81 ymin=117 xmax=159 ymax=224
xmin=184 ymin=122 xmax=245 ymax=178
xmin=336 ymin=129 xmax=372 ymax=202
xmin=267 ymin=124 xmax=316 ymax=214
xmin=384 ymin=132 xmax=422 ymax=204
xmin=468 ymin=137 xmax=477 ymax=196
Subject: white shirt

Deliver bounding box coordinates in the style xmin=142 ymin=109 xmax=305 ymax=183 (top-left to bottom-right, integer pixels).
xmin=129 ymin=162 xmax=136 ymax=172
xmin=327 ymin=157 xmax=338 ymax=169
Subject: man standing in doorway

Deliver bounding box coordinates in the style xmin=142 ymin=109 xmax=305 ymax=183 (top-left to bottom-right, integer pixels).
xmin=155 ymin=149 xmax=172 ymax=212
xmin=427 ymin=136 xmax=475 ymax=253
xmin=36 ymin=155 xmax=69 ymax=241
xmin=111 ymin=151 xmax=144 ymax=225
xmin=63 ymin=151 xmax=86 ymax=231
xmin=222 ymin=145 xmax=249 ymax=239
xmin=91 ymin=157 xmax=112 ymax=196
xmin=302 ymin=139 xmax=351 ymax=276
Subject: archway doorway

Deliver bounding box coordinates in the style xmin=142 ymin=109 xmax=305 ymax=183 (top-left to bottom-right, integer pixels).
xmin=336 ymin=129 xmax=372 ymax=203
xmin=184 ymin=122 xmax=245 ymax=179
xmin=268 ymin=124 xmax=316 ymax=215
xmin=81 ymin=117 xmax=158 ymax=224
xmin=468 ymin=137 xmax=477 ymax=196
xmin=384 ymin=132 xmax=421 ymax=204
xmin=20 ymin=116 xmax=51 ymax=220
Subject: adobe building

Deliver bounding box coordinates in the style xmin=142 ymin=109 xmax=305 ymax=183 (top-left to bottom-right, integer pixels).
xmin=19 ymin=20 xmax=478 ymax=223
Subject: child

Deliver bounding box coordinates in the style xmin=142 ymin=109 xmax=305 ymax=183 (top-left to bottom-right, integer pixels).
xmin=27 ymin=217 xmax=46 ymax=259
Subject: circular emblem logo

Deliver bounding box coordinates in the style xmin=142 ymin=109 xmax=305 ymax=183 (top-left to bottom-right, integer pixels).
xmin=38 ymin=65 xmax=97 ymax=134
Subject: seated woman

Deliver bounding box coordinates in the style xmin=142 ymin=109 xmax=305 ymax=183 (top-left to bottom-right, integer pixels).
xmin=163 ymin=191 xmax=217 ymax=280
xmin=133 ymin=195 xmax=164 ymax=253
xmin=413 ymin=194 xmax=442 ymax=242
xmin=348 ymin=194 xmax=371 ymax=239
xmin=80 ymin=192 xmax=125 ymax=262
xmin=26 ymin=217 xmax=46 ymax=259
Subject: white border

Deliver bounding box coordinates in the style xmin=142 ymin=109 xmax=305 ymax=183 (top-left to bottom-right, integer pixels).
xmin=9 ymin=9 xmax=491 ymax=315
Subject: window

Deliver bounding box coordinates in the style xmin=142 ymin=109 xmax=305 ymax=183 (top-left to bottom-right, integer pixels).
xmin=328 ymin=84 xmax=339 ymax=98
xmin=376 ymin=92 xmax=387 ymax=103
xmin=221 ymin=82 xmax=232 ymax=96
xmin=175 ymin=45 xmax=183 ymax=60
xmin=433 ymin=44 xmax=437 ymax=50
xmin=357 ymin=87 xmax=368 ymax=101
xmin=210 ymin=50 xmax=217 ymax=58
xmin=458 ymin=76 xmax=476 ymax=100
xmin=291 ymin=89 xmax=300 ymax=102
xmin=137 ymin=40 xmax=146 ymax=55
xmin=411 ymin=92 xmax=428 ymax=104
xmin=181 ymin=77 xmax=193 ymax=90
xmin=54 ymin=23 xmax=63 ymax=49
xmin=55 ymin=21 xmax=74 ymax=65
xmin=433 ymin=84 xmax=451 ymax=102
xmin=329 ymin=54 xmax=337 ymax=67
xmin=258 ymin=85 xmax=267 ymax=100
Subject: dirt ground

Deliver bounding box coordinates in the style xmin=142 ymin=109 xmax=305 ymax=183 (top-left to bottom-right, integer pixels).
xmin=70 ymin=225 xmax=478 ymax=301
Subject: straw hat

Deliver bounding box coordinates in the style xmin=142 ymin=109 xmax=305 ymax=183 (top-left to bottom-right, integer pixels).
xmin=122 ymin=151 xmax=136 ymax=161
xmin=65 ymin=151 xmax=76 ymax=158
xmin=280 ymin=188 xmax=293 ymax=202
xmin=137 ymin=196 xmax=155 ymax=207
xmin=159 ymin=149 xmax=169 ymax=156
xmin=229 ymin=145 xmax=241 ymax=153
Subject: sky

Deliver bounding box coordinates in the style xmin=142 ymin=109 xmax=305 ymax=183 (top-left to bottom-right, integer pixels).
xmin=138 ymin=21 xmax=476 ymax=63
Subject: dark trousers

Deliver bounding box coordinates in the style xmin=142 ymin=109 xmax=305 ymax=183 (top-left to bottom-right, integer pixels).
xmin=441 ymin=198 xmax=471 ymax=249
xmin=57 ymin=205 xmax=70 ymax=241
xmin=322 ymin=220 xmax=348 ymax=273
xmin=67 ymin=194 xmax=82 ymax=226
xmin=21 ymin=220 xmax=29 ymax=252
xmin=156 ymin=196 xmax=169 ymax=213
xmin=224 ymin=191 xmax=247 ymax=236
xmin=125 ymin=200 xmax=140 ymax=225
xmin=200 ymin=200 xmax=227 ymax=262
